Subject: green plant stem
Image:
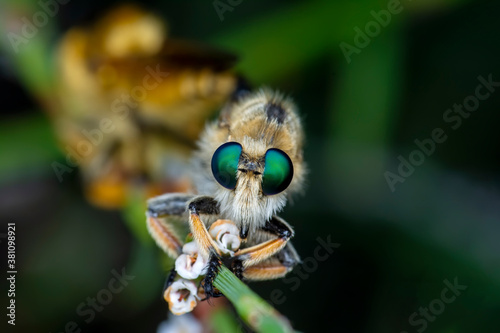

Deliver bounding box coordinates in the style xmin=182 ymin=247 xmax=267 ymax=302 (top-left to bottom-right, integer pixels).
xmin=213 ymin=265 xmax=296 ymax=333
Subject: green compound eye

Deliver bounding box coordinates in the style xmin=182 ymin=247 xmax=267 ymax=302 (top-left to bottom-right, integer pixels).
xmin=262 ymin=149 xmax=294 ymax=195
xmin=211 ymin=142 xmax=242 ymax=190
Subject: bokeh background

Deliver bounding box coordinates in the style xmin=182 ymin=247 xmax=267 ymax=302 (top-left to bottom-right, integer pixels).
xmin=1 ymin=0 xmax=499 ymax=332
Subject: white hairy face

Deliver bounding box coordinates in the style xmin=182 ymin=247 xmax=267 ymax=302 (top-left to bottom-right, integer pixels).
xmin=191 ymin=89 xmax=305 ymax=234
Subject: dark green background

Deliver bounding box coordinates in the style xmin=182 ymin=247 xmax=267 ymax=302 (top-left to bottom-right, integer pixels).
xmin=1 ymin=0 xmax=499 ymax=332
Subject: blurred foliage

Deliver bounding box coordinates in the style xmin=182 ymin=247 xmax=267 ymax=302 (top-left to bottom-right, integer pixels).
xmin=0 ymin=113 xmax=59 ymax=184
xmin=1 ymin=0 xmax=500 ymax=332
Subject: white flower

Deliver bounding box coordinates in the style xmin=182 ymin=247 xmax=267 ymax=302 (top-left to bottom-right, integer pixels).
xmin=209 ymin=220 xmax=241 ymax=256
xmin=157 ymin=313 xmax=202 ymax=333
xmin=174 ymin=242 xmax=208 ymax=279
xmin=164 ymin=279 xmax=200 ymax=315
xmin=182 ymin=241 xmax=203 ymax=256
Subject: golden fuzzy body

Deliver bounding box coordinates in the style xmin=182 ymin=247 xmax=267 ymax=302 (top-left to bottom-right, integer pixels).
xmin=191 ymin=89 xmax=306 ymax=234
xmin=146 ymin=88 xmax=304 ymax=285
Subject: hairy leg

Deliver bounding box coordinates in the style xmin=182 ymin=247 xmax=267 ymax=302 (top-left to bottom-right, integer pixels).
xmin=235 ymin=216 xmax=294 ymax=268
xmin=243 ymin=243 xmax=300 ymax=281
xmin=146 ymin=193 xmax=194 ymax=258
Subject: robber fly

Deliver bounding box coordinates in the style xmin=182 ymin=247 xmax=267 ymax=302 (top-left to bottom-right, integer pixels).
xmin=147 ymin=88 xmax=305 ymax=296
xmin=54 ymin=4 xmax=238 ymax=208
